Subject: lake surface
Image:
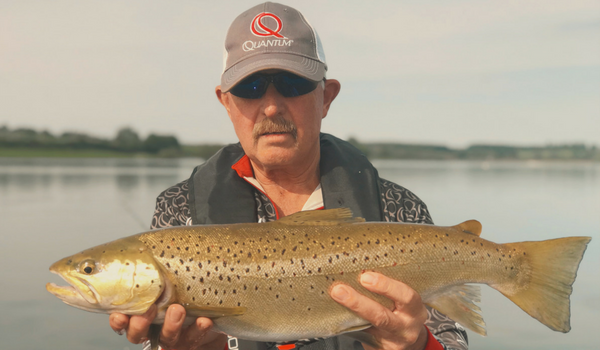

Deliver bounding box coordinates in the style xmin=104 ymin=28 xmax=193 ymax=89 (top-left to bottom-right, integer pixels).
xmin=0 ymin=157 xmax=598 ymax=350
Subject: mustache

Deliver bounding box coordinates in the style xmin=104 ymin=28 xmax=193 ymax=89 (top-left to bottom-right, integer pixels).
xmin=252 ymin=116 xmax=298 ymax=141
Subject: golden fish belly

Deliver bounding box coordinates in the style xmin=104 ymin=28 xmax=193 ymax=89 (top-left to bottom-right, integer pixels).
xmin=139 ymin=221 xmax=524 ymax=341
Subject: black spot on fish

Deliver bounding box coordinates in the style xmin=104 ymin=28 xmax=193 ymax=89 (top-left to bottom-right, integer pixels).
xmin=187 ymin=286 xmax=191 ymax=291
xmin=166 ymin=262 xmax=171 ymax=268
xmin=180 ymin=259 xmax=184 ymax=265
xmin=186 ymin=266 xmax=190 ymax=272
xmin=160 ymin=251 xmax=165 ymax=257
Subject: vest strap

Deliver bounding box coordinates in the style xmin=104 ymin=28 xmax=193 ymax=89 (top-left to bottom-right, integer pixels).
xmin=189 ymin=133 xmax=383 ymax=224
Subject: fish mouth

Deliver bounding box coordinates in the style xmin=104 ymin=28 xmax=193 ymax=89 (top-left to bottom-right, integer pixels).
xmin=46 ymin=270 xmax=99 ymax=306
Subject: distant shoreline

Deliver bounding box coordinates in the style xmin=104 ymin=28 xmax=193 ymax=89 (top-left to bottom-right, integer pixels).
xmin=1 ymin=146 xmax=598 ymax=162
xmin=2 ymin=126 xmax=598 ymax=161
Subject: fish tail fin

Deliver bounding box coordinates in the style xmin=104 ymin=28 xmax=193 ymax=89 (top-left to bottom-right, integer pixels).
xmin=494 ymin=236 xmax=591 ymax=333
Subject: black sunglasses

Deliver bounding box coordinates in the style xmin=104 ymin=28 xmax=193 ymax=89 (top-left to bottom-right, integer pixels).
xmin=229 ymin=72 xmax=320 ymax=99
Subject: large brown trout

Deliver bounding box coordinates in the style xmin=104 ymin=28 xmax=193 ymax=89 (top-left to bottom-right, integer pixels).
xmin=47 ymin=209 xmax=590 ymax=347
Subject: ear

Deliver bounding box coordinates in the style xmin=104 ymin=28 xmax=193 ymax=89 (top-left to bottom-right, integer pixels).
xmin=215 ymin=85 xmax=231 ymax=112
xmin=321 ymin=79 xmax=341 ymax=119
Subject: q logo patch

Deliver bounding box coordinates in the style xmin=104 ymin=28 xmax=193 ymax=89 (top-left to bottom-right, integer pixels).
xmin=251 ymin=12 xmax=287 ymax=39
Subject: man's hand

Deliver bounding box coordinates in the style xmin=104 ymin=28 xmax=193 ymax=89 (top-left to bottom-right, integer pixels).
xmin=330 ymin=272 xmax=429 ymax=350
xmin=109 ymin=304 xmax=227 ymax=350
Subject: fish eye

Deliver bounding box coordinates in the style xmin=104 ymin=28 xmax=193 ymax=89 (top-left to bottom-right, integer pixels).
xmin=79 ymin=260 xmax=96 ymax=275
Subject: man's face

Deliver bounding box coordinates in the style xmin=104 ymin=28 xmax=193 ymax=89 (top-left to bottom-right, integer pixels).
xmin=216 ymin=70 xmax=340 ymax=171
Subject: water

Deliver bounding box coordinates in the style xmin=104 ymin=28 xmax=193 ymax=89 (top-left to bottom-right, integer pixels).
xmin=0 ymin=158 xmax=598 ymax=350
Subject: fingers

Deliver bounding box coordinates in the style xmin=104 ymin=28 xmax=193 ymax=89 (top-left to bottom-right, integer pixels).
xmin=109 ymin=313 xmax=129 ymax=335
xmin=177 ymin=317 xmax=225 ymax=350
xmin=331 ymin=283 xmax=397 ymax=330
xmin=360 ymin=272 xmax=428 ymax=324
xmin=330 ymin=272 xmax=429 ymax=350
xmin=160 ymin=304 xmax=186 ymax=347
xmin=123 ymin=304 xmax=157 ymax=344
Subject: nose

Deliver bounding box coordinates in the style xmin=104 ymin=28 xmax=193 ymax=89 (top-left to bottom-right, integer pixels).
xmin=261 ymin=84 xmax=286 ymax=118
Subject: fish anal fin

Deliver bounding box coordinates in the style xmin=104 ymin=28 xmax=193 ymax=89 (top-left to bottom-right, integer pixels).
xmin=276 ymin=208 xmax=365 ymax=226
xmin=183 ymin=304 xmax=246 ymax=318
xmin=339 ymin=325 xmax=380 ymax=348
xmin=425 ymin=284 xmax=486 ymax=336
xmin=452 ymin=220 xmax=482 ymax=236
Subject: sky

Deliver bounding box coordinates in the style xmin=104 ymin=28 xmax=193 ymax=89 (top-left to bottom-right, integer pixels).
xmin=1 ymin=0 xmax=599 ymax=147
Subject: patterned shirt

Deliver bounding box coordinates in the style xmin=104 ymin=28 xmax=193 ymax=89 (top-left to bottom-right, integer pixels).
xmin=150 ymin=178 xmax=469 ymax=350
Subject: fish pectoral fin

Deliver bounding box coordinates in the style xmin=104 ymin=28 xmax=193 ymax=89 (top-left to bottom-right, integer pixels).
xmin=452 ymin=220 xmax=482 ymax=236
xmin=339 ymin=325 xmax=380 ymax=348
xmin=274 ymin=208 xmax=365 ymax=225
xmin=183 ymin=305 xmax=247 ymax=318
xmin=425 ymin=284 xmax=486 ymax=336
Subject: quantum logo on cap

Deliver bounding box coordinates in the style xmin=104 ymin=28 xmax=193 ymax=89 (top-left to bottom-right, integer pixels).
xmin=251 ymin=12 xmax=286 ymax=38
xmin=242 ymin=12 xmax=294 ymax=52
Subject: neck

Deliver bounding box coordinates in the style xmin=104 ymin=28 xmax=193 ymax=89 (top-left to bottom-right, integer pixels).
xmin=250 ymin=152 xmax=321 ymax=217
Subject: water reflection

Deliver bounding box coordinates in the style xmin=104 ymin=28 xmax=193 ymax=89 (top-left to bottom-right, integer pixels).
xmin=0 ymin=157 xmax=597 ymax=350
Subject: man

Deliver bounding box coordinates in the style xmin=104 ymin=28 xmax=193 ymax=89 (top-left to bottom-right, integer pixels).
xmin=110 ymin=2 xmax=468 ymax=350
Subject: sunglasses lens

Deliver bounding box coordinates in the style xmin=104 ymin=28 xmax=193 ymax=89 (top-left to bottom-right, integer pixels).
xmin=230 ymin=75 xmax=268 ymax=99
xmin=229 ymin=73 xmax=319 ymax=99
xmin=274 ymin=74 xmax=319 ymax=97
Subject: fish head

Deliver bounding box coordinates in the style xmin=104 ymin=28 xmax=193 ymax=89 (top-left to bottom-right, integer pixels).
xmin=46 ymin=235 xmax=165 ymax=315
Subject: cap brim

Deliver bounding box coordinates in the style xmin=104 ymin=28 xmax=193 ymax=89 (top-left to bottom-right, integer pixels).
xmin=221 ymin=53 xmax=326 ymax=92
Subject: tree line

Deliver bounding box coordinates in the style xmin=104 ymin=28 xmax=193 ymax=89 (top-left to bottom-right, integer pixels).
xmin=0 ymin=126 xmax=221 ymax=158
xmin=347 ymin=137 xmax=600 ymax=161
xmin=1 ymin=125 xmax=598 ymax=161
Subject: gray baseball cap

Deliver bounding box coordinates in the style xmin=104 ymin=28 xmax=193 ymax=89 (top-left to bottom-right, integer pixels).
xmin=220 ymin=2 xmax=327 ymax=92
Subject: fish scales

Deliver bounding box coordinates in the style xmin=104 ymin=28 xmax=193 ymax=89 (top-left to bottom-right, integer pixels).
xmin=47 ymin=208 xmax=591 ymax=344
xmin=139 ymin=222 xmax=527 ymax=341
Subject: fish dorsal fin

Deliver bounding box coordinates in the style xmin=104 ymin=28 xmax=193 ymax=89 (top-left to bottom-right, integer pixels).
xmin=425 ymin=284 xmax=486 ymax=336
xmin=453 ymin=220 xmax=482 ymax=236
xmin=183 ymin=304 xmax=246 ymax=318
xmin=275 ymin=208 xmax=365 ymax=226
